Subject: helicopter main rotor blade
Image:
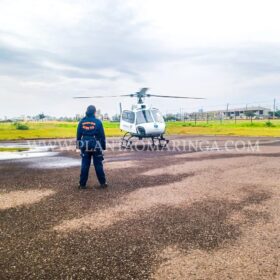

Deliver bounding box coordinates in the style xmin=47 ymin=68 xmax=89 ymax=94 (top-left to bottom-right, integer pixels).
xmin=147 ymin=94 xmax=205 ymax=99
xmin=73 ymin=94 xmax=132 ymax=99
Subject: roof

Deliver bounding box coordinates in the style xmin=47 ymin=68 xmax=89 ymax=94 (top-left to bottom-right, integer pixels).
xmin=206 ymin=106 xmax=270 ymax=113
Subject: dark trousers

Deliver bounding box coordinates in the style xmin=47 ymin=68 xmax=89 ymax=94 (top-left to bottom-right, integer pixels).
xmin=80 ymin=151 xmax=106 ymax=186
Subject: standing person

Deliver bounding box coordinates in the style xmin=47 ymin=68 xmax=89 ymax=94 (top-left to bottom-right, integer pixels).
xmin=77 ymin=105 xmax=107 ymax=189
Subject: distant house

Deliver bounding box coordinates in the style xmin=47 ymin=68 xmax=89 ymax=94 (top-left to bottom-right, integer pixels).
xmin=103 ymin=113 xmax=110 ymax=121
xmin=209 ymin=106 xmax=271 ymax=119
xmin=189 ymin=106 xmax=271 ymax=120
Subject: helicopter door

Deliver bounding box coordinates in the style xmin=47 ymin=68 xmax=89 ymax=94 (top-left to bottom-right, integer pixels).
xmin=120 ymin=110 xmax=136 ymax=133
xmin=121 ymin=110 xmax=135 ymax=124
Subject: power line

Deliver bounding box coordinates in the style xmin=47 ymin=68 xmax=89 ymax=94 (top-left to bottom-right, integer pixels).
xmin=170 ymin=100 xmax=278 ymax=115
xmin=273 ymin=98 xmax=276 ymax=119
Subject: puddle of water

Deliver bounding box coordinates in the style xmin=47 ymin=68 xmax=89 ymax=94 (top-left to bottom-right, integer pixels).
xmin=26 ymin=156 xmax=80 ymax=169
xmin=0 ymin=143 xmax=57 ymax=161
xmin=0 ymin=142 xmax=81 ymax=168
xmin=0 ymin=151 xmax=60 ymax=161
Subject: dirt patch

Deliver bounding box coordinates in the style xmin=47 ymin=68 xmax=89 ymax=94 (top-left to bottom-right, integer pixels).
xmin=54 ymin=175 xmax=195 ymax=232
xmin=152 ymin=242 xmax=278 ymax=280
xmin=104 ymin=160 xmax=138 ymax=170
xmin=57 ymin=191 xmax=271 ymax=279
xmin=0 ymin=189 xmax=55 ymax=210
xmin=0 ymin=136 xmax=280 ymax=279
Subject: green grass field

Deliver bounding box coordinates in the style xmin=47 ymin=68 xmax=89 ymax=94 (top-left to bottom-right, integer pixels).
xmin=0 ymin=147 xmax=29 ymax=152
xmin=0 ymin=122 xmax=122 ymax=140
xmin=166 ymin=120 xmax=280 ymax=137
xmin=0 ymin=120 xmax=279 ymax=141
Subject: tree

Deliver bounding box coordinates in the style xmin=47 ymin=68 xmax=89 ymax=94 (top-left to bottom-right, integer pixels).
xmin=111 ymin=114 xmax=120 ymax=122
xmin=244 ymin=111 xmax=255 ymax=123
xmin=269 ymin=110 xmax=280 ymax=118
xmin=38 ymin=113 xmax=46 ymax=120
xmin=164 ymin=114 xmax=180 ymax=121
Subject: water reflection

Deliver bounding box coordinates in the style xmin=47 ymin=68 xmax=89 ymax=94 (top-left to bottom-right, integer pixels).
xmin=0 ymin=143 xmax=57 ymax=160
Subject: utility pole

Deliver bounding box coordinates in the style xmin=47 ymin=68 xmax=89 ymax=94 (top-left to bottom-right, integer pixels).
xmin=273 ymin=98 xmax=276 ymax=119
xmin=226 ymin=103 xmax=229 ymax=121
xmin=119 ymin=103 xmax=122 ymax=114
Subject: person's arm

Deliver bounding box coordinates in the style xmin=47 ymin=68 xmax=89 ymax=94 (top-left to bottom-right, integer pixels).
xmin=76 ymin=121 xmax=83 ymax=149
xmin=77 ymin=121 xmax=83 ymax=141
xmin=99 ymin=122 xmax=106 ymax=150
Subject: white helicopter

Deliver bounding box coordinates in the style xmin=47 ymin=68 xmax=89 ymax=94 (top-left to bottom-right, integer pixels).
xmin=74 ymin=88 xmax=204 ymax=148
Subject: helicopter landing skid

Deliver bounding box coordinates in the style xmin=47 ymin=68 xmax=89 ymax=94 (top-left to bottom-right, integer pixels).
xmin=120 ymin=133 xmax=169 ymax=149
xmin=121 ymin=132 xmax=134 ymax=149
xmin=151 ymin=136 xmax=169 ymax=149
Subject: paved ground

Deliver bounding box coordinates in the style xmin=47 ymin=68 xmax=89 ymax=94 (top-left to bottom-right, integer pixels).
xmin=0 ymin=136 xmax=280 ymax=279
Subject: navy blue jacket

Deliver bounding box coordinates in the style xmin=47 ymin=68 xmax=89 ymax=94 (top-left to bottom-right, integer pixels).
xmin=77 ymin=116 xmax=106 ymax=150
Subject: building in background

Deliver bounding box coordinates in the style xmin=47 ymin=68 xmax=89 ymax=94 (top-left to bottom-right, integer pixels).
xmin=188 ymin=106 xmax=271 ymax=120
xmin=102 ymin=113 xmax=110 ymax=121
xmin=209 ymin=106 xmax=270 ymax=119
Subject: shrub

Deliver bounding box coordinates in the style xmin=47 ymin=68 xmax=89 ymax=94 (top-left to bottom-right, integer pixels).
xmin=265 ymin=121 xmax=275 ymax=127
xmin=14 ymin=122 xmax=29 ymax=130
xmin=182 ymin=123 xmax=191 ymax=127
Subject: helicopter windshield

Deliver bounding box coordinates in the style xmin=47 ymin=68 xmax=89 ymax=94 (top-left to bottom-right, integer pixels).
xmin=151 ymin=110 xmax=164 ymax=123
xmin=136 ymin=110 xmax=154 ymax=124
xmin=122 ymin=111 xmax=135 ymax=123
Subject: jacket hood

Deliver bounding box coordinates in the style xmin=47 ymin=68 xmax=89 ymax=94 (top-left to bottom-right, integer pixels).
xmin=86 ymin=105 xmax=96 ymax=117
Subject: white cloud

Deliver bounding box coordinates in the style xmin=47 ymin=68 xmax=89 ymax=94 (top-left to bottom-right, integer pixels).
xmin=0 ymin=0 xmax=280 ymax=117
xmin=134 ymin=0 xmax=280 ymax=46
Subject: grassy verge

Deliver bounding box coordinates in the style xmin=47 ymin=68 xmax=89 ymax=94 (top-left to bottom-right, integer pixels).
xmin=0 ymin=147 xmax=29 ymax=152
xmin=166 ymin=120 xmax=280 ymax=137
xmin=0 ymin=120 xmax=279 ymax=140
xmin=0 ymin=121 xmax=122 ymax=140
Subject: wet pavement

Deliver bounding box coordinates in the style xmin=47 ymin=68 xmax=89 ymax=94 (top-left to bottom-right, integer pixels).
xmin=0 ymin=136 xmax=280 ymax=279
xmin=0 ymin=142 xmax=58 ymax=161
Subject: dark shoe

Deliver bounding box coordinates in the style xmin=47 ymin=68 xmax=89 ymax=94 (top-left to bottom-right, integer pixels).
xmin=100 ymin=183 xmax=108 ymax=189
xmin=79 ymin=184 xmax=87 ymax=189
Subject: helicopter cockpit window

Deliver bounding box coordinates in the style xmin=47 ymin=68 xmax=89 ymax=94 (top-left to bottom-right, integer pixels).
xmin=151 ymin=110 xmax=164 ymax=123
xmin=136 ymin=110 xmax=153 ymax=124
xmin=122 ymin=111 xmax=135 ymax=123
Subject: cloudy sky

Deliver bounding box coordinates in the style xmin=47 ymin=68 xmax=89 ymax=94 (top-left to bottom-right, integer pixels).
xmin=0 ymin=0 xmax=280 ymax=118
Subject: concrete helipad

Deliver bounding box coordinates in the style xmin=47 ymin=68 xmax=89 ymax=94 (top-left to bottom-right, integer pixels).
xmin=0 ymin=136 xmax=279 ymax=279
